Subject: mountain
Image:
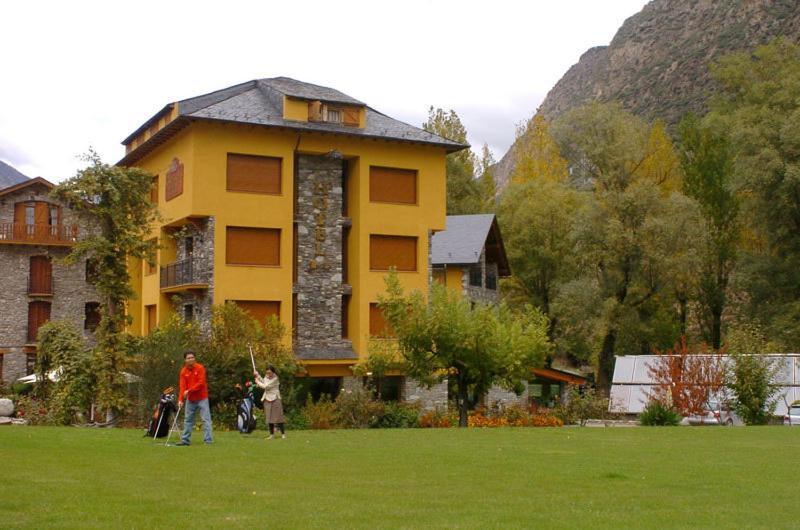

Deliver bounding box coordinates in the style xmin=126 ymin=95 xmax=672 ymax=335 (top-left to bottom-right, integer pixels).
xmin=0 ymin=160 xmax=29 ymax=188
xmin=495 ymin=0 xmax=800 ymax=187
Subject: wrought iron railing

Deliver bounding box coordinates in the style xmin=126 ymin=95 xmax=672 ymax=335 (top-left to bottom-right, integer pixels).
xmin=0 ymin=222 xmax=78 ymax=244
xmin=160 ymin=258 xmax=198 ymax=289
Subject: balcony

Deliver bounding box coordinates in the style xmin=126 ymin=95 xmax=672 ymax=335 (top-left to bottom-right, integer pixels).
xmin=0 ymin=222 xmax=78 ymax=246
xmin=159 ymin=258 xmax=208 ymax=292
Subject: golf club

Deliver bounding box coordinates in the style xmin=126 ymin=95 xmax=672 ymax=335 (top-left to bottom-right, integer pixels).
xmin=164 ymin=400 xmax=183 ymax=446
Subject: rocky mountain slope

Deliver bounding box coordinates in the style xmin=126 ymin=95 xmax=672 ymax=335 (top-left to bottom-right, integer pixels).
xmin=0 ymin=160 xmax=29 ymax=188
xmin=495 ymin=0 xmax=800 ymax=187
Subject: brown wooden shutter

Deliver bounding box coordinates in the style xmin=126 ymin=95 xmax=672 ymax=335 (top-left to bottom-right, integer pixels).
xmin=369 ymin=166 xmax=417 ymax=204
xmin=14 ymin=202 xmax=26 ymax=224
xmin=370 ymin=235 xmax=417 ymax=271
xmin=226 ymin=154 xmax=282 ymax=194
xmin=369 ymin=303 xmax=393 ymax=337
xmin=343 ymin=107 xmax=360 ymax=126
xmin=27 ymin=301 xmax=51 ymax=342
xmin=232 ymin=300 xmax=280 ymax=325
xmin=29 ymin=256 xmax=52 ymax=294
xmin=165 ymin=159 xmax=184 ymax=201
xmin=226 ymin=227 xmax=280 ymax=266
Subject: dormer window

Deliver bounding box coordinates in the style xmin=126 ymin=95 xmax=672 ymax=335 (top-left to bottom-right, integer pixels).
xmin=326 ymin=108 xmax=342 ymax=123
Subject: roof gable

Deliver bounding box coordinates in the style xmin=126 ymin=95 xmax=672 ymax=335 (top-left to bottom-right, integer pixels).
xmin=431 ymin=214 xmax=510 ymax=275
xmin=0 ymin=176 xmax=54 ymax=198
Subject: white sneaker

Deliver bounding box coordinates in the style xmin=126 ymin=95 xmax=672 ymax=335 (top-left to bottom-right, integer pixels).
xmin=281 ymin=434 xmax=286 ymax=439
xmin=267 ymin=434 xmax=274 ymax=440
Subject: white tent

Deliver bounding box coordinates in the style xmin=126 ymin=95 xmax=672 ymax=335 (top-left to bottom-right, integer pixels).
xmin=16 ymin=370 xmax=141 ymax=384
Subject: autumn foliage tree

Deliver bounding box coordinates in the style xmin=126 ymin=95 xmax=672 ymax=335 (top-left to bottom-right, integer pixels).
xmin=647 ymin=337 xmax=727 ymax=418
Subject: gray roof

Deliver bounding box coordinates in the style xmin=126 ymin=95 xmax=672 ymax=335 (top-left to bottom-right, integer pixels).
xmin=0 ymin=160 xmax=29 ymax=188
xmin=431 ymin=214 xmax=497 ymax=265
xmin=120 ymin=77 xmax=466 ymax=164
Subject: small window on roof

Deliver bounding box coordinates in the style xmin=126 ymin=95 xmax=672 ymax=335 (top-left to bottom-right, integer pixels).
xmin=326 ymin=109 xmax=342 ymax=123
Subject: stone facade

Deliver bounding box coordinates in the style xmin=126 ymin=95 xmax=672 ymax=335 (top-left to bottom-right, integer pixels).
xmin=168 ymin=216 xmax=215 ymax=332
xmin=485 ymin=385 xmax=529 ymax=409
xmin=403 ymin=378 xmax=449 ymax=411
xmin=293 ymin=154 xmax=354 ymax=360
xmin=0 ymin=183 xmax=98 ymax=386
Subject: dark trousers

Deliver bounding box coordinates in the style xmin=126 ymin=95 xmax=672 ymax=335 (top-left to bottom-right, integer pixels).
xmin=268 ymin=422 xmax=285 ymax=435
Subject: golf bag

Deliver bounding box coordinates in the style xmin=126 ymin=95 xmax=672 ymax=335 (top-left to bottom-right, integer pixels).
xmin=236 ymin=381 xmax=258 ymax=434
xmin=146 ymin=387 xmax=178 ymax=438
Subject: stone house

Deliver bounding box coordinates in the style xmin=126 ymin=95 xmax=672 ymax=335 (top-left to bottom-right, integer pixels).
xmin=0 ymin=177 xmax=99 ymax=386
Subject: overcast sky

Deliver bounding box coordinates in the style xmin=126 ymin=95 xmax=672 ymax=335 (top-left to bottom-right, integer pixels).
xmin=1 ymin=0 xmax=647 ymax=181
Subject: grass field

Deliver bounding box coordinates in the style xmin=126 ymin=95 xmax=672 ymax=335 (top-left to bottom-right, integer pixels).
xmin=0 ymin=426 xmax=798 ymax=529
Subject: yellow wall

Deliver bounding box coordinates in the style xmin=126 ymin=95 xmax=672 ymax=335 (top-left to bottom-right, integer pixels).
xmin=128 ymin=119 xmax=448 ymax=367
xmin=444 ymin=266 xmax=464 ymax=294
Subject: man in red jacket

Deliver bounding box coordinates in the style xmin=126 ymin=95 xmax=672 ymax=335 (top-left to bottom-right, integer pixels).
xmin=175 ymin=351 xmax=213 ymax=445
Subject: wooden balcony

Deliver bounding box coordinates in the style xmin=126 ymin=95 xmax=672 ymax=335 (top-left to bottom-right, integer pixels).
xmin=160 ymin=258 xmax=208 ymax=293
xmin=0 ymin=222 xmax=78 ymax=246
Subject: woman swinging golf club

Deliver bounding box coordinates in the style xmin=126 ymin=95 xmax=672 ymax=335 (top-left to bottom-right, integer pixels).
xmin=254 ymin=365 xmax=285 ymax=439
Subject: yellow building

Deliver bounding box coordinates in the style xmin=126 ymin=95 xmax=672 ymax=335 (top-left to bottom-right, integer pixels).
xmin=120 ymin=77 xmax=465 ymax=382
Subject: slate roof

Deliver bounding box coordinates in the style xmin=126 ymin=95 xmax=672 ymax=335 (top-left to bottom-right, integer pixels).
xmin=431 ymin=214 xmax=497 ymax=265
xmin=120 ymin=77 xmax=467 ymax=165
xmin=0 ymin=160 xmax=29 ymax=188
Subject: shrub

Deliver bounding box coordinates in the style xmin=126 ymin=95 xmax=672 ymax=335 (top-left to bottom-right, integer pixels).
xmin=419 ymin=408 xmax=455 ymax=428
xmin=304 ymin=395 xmax=339 ymax=430
xmin=285 ymin=408 xmax=309 ymax=431
xmin=335 ymin=386 xmax=384 ymax=429
xmin=557 ymin=385 xmax=608 ymax=426
xmin=728 ymin=353 xmax=782 ymax=425
xmin=372 ymin=401 xmax=420 ymax=428
xmin=13 ymin=395 xmax=56 ymax=425
xmin=11 ymin=382 xmax=33 ymax=396
xmin=211 ymin=401 xmax=239 ymax=431
xmin=639 ymin=401 xmax=682 ymax=426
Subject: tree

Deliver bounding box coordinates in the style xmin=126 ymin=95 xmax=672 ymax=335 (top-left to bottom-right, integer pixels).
xmin=476 ymin=143 xmax=497 ymax=213
xmin=678 ymin=114 xmax=739 ymax=348
xmin=53 ymin=150 xmax=159 ymax=422
xmin=512 ymin=114 xmax=570 ymax=185
xmin=710 ymin=39 xmax=800 ymax=349
xmin=37 ymin=321 xmax=96 ymax=425
xmin=378 ymin=272 xmax=551 ymax=427
xmin=551 ymin=103 xmax=690 ymax=392
xmin=497 ymin=179 xmax=584 ymax=343
xmin=647 ymin=337 xmax=727 ymax=418
xmin=422 ymin=107 xmax=481 ymax=214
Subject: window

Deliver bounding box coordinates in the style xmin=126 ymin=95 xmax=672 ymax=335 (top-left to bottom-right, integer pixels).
xmin=150 ymin=175 xmax=159 ymax=203
xmin=25 ymin=204 xmax=34 ymax=226
xmin=231 ymin=300 xmax=280 ymax=325
xmin=48 ymin=206 xmax=58 ymax=226
xmin=369 ymin=303 xmax=394 ymax=337
xmin=85 ymin=259 xmax=99 ymax=284
xmin=369 ymin=166 xmax=417 ymax=204
xmin=486 ymin=265 xmax=497 ymax=291
xmin=226 ymin=227 xmax=280 ymax=266
xmin=29 ymin=256 xmax=52 ymax=294
xmin=341 ymin=294 xmax=350 ymax=339
xmin=366 ymin=375 xmax=404 ymax=402
xmin=26 ymin=353 xmax=37 ymax=375
xmin=84 ymin=302 xmax=101 ymax=331
xmin=326 ymin=108 xmax=341 ymax=123
xmin=145 ymin=304 xmax=157 ymax=335
xmin=145 ymin=238 xmax=157 ymax=275
xmin=369 ymin=235 xmax=417 ymax=271
xmin=226 ymin=154 xmax=282 ymax=194
xmin=27 ymin=301 xmax=51 ymax=342
xmin=184 ymin=236 xmax=194 ymax=258
xmin=183 ymin=304 xmax=194 ymax=322
xmin=0 ymin=353 xmax=4 ymax=382
xmin=469 ymin=265 xmax=482 ymax=287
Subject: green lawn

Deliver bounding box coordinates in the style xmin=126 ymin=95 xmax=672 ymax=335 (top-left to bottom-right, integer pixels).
xmin=0 ymin=426 xmax=797 ymax=529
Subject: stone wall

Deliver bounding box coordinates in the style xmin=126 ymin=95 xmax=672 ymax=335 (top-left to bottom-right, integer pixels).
xmin=293 ymin=154 xmax=354 ymax=360
xmin=403 ymin=378 xmax=449 ymax=411
xmin=485 ymin=385 xmax=529 ymax=409
xmin=169 ymin=216 xmax=215 ymax=332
